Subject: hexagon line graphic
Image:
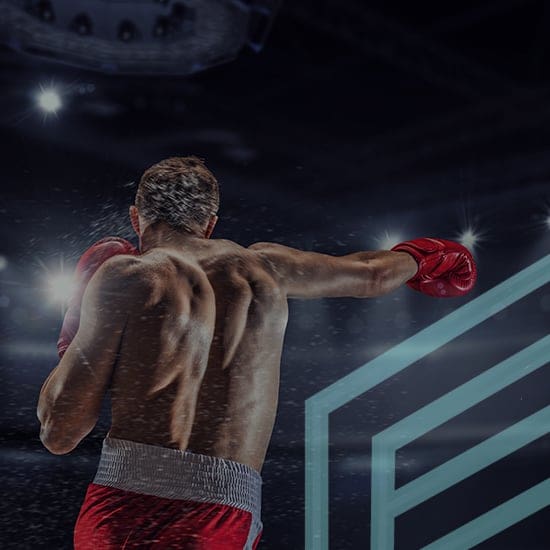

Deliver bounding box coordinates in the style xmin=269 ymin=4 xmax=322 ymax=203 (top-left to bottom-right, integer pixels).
xmin=305 ymin=254 xmax=550 ymax=549
xmin=372 ymin=341 xmax=550 ymax=548
xmin=420 ymin=477 xmax=550 ymax=550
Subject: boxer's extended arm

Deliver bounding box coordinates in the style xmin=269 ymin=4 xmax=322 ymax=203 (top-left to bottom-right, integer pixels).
xmin=248 ymin=242 xmax=418 ymax=299
xmin=37 ymin=256 xmax=145 ymax=455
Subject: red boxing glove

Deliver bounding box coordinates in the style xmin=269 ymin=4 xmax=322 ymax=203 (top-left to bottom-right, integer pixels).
xmin=391 ymin=238 xmax=477 ymax=298
xmin=57 ymin=237 xmax=139 ymax=358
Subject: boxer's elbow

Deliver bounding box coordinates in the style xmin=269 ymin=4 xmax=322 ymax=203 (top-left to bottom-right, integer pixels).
xmin=39 ymin=415 xmax=91 ymax=455
xmin=39 ymin=425 xmax=75 ymax=455
xmin=41 ymin=439 xmax=73 ymax=455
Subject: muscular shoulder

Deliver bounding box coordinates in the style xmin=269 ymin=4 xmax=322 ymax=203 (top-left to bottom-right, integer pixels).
xmin=245 ymin=241 xmax=291 ymax=281
xmin=71 ymin=254 xmax=158 ymax=318
xmin=204 ymin=242 xmax=283 ymax=301
xmin=91 ymin=254 xmax=158 ymax=298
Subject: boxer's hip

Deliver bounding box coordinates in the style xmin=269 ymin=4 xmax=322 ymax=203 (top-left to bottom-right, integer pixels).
xmin=74 ymin=437 xmax=263 ymax=550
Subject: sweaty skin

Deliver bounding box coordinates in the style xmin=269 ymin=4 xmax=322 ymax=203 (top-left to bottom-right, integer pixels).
xmin=38 ymin=232 xmax=417 ymax=472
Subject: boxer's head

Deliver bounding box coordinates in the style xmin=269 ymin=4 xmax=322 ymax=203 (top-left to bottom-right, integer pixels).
xmin=130 ymin=156 xmax=219 ymax=239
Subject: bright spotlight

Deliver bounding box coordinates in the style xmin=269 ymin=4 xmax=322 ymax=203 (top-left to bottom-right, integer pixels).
xmin=374 ymin=230 xmax=402 ymax=250
xmin=546 ymin=214 xmax=550 ymax=231
xmin=46 ymin=272 xmax=75 ymax=304
xmin=38 ymin=88 xmax=62 ymax=114
xmin=458 ymin=227 xmax=479 ymax=252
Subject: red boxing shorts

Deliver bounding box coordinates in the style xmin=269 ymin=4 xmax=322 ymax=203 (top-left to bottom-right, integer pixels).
xmin=74 ymin=437 xmax=263 ymax=549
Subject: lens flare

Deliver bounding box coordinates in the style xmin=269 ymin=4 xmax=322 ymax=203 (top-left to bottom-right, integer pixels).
xmin=374 ymin=230 xmax=402 ymax=250
xmin=46 ymin=272 xmax=75 ymax=304
xmin=458 ymin=227 xmax=479 ymax=251
xmin=37 ymin=87 xmax=62 ymax=114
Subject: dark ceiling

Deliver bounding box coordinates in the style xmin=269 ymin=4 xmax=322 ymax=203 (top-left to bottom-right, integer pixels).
xmin=2 ymin=0 xmax=550 ymax=206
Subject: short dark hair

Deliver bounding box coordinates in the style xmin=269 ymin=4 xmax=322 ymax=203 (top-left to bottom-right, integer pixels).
xmin=136 ymin=156 xmax=219 ymax=234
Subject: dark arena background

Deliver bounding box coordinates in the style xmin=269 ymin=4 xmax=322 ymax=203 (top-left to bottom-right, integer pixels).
xmin=1 ymin=1 xmax=550 ymax=549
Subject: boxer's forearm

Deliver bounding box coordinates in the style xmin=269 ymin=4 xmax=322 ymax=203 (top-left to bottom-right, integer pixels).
xmin=37 ymin=367 xmax=72 ymax=454
xmin=344 ymin=250 xmax=418 ymax=297
xmin=37 ymin=365 xmax=59 ymax=427
xmin=37 ymin=364 xmax=96 ymax=454
xmin=38 ymin=361 xmax=107 ymax=454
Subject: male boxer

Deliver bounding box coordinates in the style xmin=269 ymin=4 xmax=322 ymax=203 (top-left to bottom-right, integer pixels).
xmin=37 ymin=156 xmax=477 ymax=549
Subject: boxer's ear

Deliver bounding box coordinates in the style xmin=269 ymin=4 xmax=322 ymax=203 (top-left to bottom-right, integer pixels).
xmin=204 ymin=214 xmax=218 ymax=239
xmin=129 ymin=205 xmax=140 ymax=236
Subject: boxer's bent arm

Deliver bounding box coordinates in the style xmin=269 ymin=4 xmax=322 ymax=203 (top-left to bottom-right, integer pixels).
xmin=37 ymin=257 xmax=146 ymax=455
xmin=249 ymin=242 xmax=418 ymax=299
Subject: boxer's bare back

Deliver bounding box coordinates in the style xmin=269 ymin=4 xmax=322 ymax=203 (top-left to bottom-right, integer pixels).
xmin=40 ymin=233 xmax=417 ymax=472
xmin=108 ymin=239 xmax=290 ymax=472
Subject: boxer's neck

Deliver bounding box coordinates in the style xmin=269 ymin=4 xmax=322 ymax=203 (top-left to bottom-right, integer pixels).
xmin=140 ymin=221 xmax=208 ymax=254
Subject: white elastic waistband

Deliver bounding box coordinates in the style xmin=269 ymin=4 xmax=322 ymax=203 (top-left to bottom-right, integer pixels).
xmin=92 ymin=437 xmax=262 ymax=515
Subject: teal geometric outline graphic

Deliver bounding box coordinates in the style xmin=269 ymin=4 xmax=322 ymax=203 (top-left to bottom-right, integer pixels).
xmin=305 ymin=254 xmax=550 ymax=550
xmin=372 ymin=340 xmax=550 ymax=549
